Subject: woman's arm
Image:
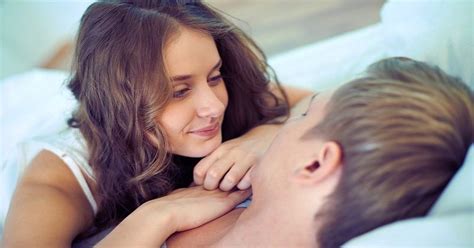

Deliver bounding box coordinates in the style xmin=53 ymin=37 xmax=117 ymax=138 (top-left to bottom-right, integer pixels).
xmin=2 ymin=150 xmax=251 ymax=247
xmin=2 ymin=150 xmax=94 ymax=247
xmin=97 ymin=187 xmax=251 ymax=247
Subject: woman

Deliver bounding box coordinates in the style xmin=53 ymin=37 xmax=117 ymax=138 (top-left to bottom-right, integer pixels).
xmin=2 ymin=0 xmax=312 ymax=247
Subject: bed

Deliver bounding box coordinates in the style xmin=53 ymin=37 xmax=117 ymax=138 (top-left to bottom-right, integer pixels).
xmin=1 ymin=0 xmax=473 ymax=246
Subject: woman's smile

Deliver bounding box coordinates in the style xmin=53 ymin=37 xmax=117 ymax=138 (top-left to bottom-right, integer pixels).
xmin=189 ymin=122 xmax=221 ymax=138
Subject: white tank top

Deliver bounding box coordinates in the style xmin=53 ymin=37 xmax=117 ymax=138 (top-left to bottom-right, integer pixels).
xmin=8 ymin=128 xmax=98 ymax=215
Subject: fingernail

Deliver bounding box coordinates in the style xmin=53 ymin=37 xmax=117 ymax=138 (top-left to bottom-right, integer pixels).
xmin=220 ymin=181 xmax=232 ymax=191
xmin=237 ymin=180 xmax=251 ymax=190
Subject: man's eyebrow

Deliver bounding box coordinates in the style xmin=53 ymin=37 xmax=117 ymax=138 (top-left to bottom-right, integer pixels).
xmin=304 ymin=93 xmax=318 ymax=115
xmin=170 ymin=59 xmax=222 ymax=82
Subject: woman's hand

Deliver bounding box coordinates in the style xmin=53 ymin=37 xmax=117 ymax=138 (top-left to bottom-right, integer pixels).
xmin=98 ymin=186 xmax=250 ymax=247
xmin=161 ymin=186 xmax=251 ymax=232
xmin=193 ymin=124 xmax=281 ymax=191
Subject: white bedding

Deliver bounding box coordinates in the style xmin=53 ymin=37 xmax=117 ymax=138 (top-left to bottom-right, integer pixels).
xmin=1 ymin=0 xmax=473 ymax=245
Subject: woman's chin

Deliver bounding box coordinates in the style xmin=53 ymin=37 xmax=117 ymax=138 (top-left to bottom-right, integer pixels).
xmin=174 ymin=136 xmax=223 ymax=158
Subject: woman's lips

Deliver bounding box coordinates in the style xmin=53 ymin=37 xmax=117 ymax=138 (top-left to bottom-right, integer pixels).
xmin=189 ymin=123 xmax=220 ymax=138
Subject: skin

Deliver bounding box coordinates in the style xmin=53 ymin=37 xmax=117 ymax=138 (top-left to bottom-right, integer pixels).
xmin=167 ymin=91 xmax=345 ymax=247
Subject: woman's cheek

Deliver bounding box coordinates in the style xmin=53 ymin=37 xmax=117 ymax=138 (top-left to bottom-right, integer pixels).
xmin=158 ymin=103 xmax=192 ymax=145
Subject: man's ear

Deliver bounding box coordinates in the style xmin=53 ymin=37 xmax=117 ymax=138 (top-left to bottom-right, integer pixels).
xmin=291 ymin=141 xmax=342 ymax=185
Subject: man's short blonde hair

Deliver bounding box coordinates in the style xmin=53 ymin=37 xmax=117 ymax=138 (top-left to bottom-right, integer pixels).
xmin=315 ymin=57 xmax=473 ymax=248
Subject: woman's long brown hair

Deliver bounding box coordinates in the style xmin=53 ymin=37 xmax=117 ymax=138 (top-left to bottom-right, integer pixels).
xmin=67 ymin=0 xmax=289 ymax=231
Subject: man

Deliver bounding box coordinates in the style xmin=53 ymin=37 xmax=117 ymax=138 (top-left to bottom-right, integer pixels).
xmin=167 ymin=57 xmax=473 ymax=247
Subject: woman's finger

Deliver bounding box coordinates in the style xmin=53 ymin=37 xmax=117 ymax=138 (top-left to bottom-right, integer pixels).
xmin=193 ymin=152 xmax=220 ymax=185
xmin=236 ymin=168 xmax=252 ymax=190
xmin=203 ymin=156 xmax=234 ymax=190
xmin=219 ymin=156 xmax=254 ymax=191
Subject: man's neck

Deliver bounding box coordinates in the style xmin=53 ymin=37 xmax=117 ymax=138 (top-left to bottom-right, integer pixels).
xmin=212 ymin=202 xmax=318 ymax=247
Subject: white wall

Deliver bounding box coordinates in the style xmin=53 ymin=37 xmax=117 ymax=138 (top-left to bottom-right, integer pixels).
xmin=0 ymin=0 xmax=92 ymax=79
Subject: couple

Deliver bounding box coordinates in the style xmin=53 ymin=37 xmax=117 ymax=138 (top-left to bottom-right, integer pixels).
xmin=161 ymin=57 xmax=473 ymax=247
xmin=3 ymin=1 xmax=471 ymax=247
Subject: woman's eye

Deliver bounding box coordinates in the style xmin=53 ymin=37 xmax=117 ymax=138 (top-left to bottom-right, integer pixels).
xmin=301 ymin=112 xmax=307 ymax=117
xmin=208 ymin=75 xmax=223 ymax=86
xmin=173 ymin=88 xmax=190 ymax=98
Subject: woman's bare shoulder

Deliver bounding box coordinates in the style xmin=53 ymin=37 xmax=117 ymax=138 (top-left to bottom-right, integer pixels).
xmin=1 ymin=150 xmax=95 ymax=247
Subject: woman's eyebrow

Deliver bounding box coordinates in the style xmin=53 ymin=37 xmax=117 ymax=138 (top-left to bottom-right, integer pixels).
xmin=207 ymin=59 xmax=222 ymax=77
xmin=304 ymin=93 xmax=318 ymax=115
xmin=170 ymin=59 xmax=222 ymax=82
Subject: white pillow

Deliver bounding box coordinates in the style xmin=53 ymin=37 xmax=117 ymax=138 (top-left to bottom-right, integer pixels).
xmin=269 ymin=24 xmax=387 ymax=92
xmin=0 ymin=69 xmax=76 ymax=237
xmin=381 ymin=0 xmax=474 ymax=87
xmin=0 ymin=69 xmax=75 ymax=165
xmin=430 ymin=146 xmax=474 ymax=216
xmin=344 ymin=212 xmax=473 ymax=247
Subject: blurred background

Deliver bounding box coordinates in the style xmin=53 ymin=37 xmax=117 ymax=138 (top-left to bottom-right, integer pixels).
xmin=0 ymin=0 xmax=385 ymax=79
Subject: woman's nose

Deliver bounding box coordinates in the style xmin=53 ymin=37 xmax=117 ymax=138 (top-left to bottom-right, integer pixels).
xmin=195 ymin=86 xmax=226 ymax=118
